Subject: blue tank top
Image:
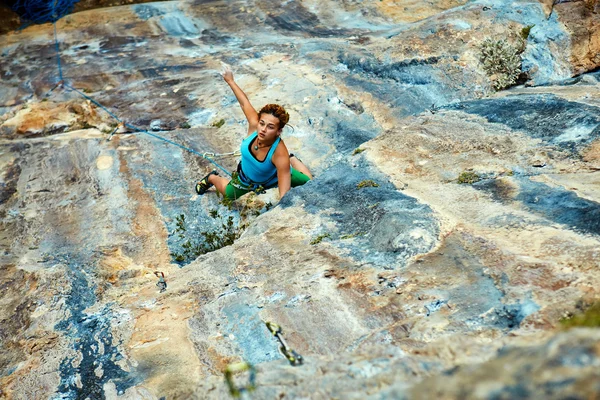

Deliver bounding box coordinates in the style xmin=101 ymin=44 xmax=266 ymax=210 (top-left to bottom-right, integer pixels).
xmin=239 ymin=132 xmax=281 ymax=187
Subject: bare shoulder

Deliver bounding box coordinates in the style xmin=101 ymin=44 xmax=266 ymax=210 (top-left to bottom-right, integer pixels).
xmin=275 ymin=138 xmax=289 ymax=155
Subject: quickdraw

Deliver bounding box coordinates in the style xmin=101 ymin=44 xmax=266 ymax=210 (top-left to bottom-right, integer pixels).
xmin=154 ymin=271 xmax=167 ymax=293
xmin=265 ymin=322 xmax=303 ymax=366
xmin=202 ymin=150 xmax=242 ymax=159
xmin=224 ymin=361 xmax=256 ymax=398
xmin=106 ymin=122 xmax=125 ymax=141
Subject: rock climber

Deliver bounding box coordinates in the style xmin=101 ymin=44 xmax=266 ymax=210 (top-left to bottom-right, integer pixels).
xmin=195 ymin=64 xmax=313 ymax=200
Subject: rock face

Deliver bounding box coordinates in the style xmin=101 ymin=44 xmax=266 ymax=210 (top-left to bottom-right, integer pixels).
xmin=1 ymin=1 xmax=599 ymax=399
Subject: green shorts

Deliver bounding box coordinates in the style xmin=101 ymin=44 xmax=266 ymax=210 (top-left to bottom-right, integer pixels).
xmin=224 ymin=168 xmax=310 ymax=200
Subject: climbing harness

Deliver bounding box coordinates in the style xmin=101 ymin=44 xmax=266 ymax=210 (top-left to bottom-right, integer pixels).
xmin=224 ymin=361 xmax=256 ymax=398
xmin=154 ymin=271 xmax=167 ymax=293
xmin=265 ymin=322 xmax=304 ymax=366
xmin=229 ymin=170 xmax=267 ymax=195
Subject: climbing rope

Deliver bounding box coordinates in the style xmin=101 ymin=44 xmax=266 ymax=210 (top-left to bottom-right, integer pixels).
xmin=39 ymin=9 xmax=234 ymax=177
xmin=124 ymin=123 xmax=233 ymax=176
xmin=53 ymin=23 xmax=64 ymax=82
xmin=57 ymin=80 xmax=234 ymax=176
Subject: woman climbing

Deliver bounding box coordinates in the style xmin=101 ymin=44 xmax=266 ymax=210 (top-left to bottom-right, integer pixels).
xmin=195 ymin=64 xmax=313 ymax=200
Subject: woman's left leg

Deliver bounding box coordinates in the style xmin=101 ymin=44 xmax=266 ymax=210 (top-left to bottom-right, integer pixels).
xmin=290 ymin=167 xmax=311 ymax=187
xmin=224 ymin=182 xmax=252 ymax=200
xmin=290 ymin=155 xmax=312 ymax=179
xmin=208 ymin=174 xmax=231 ymax=196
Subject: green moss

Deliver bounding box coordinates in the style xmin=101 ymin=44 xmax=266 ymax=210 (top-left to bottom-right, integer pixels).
xmin=219 ymin=194 xmax=234 ymax=209
xmin=172 ymin=178 xmax=268 ymax=264
xmin=179 ymin=121 xmax=191 ymax=129
xmin=352 ymin=148 xmax=365 ymax=155
xmin=175 ymin=214 xmax=186 ymax=237
xmin=561 ymin=302 xmax=600 ymax=328
xmin=212 ymin=118 xmax=226 ymax=128
xmin=520 ymin=25 xmax=535 ymax=40
xmin=80 ymin=121 xmax=95 ymax=129
xmin=340 ymin=232 xmax=366 ymax=240
xmin=310 ymin=233 xmax=331 ymax=245
xmin=357 ymin=180 xmax=379 ymax=189
xmin=457 ymin=171 xmax=480 ymax=184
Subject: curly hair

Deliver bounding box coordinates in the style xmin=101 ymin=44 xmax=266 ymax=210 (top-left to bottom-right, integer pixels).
xmin=258 ymin=104 xmax=289 ymax=129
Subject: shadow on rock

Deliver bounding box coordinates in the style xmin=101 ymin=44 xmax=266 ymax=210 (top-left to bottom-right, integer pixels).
xmin=281 ymin=161 xmax=440 ymax=269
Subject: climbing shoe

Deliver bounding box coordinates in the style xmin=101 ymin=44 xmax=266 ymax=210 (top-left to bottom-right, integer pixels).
xmin=195 ymin=170 xmax=219 ymax=195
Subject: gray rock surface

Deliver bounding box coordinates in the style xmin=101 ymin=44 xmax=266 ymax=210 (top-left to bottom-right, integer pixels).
xmin=1 ymin=1 xmax=599 ymax=399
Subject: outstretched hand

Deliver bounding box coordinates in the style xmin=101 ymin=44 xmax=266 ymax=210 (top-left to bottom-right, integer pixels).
xmin=220 ymin=62 xmax=234 ymax=83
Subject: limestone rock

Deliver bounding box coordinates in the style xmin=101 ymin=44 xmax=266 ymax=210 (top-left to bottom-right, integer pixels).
xmin=0 ymin=1 xmax=599 ymax=399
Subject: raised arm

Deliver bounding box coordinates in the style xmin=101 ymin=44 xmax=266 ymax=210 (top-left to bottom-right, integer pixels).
xmin=221 ymin=63 xmax=259 ymax=134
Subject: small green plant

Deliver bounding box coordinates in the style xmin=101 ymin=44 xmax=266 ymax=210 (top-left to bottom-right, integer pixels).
xmin=310 ymin=233 xmax=331 ymax=245
xmin=219 ymin=195 xmax=235 ymax=210
xmin=80 ymin=121 xmax=95 ymax=129
xmin=357 ymin=180 xmax=379 ymax=189
xmin=457 ymin=171 xmax=480 ymax=184
xmin=83 ymin=88 xmax=93 ymax=94
xmin=479 ymin=38 xmax=523 ymax=90
xmin=340 ymin=232 xmax=366 ymax=239
xmin=352 ymin=148 xmax=365 ymax=155
xmin=212 ymin=118 xmax=226 ymax=128
xmin=179 ymin=121 xmax=191 ymax=129
xmin=520 ymin=25 xmax=534 ymax=40
xmin=175 ymin=214 xmax=186 ymax=237
xmin=171 ymin=194 xmax=268 ymax=264
xmin=561 ymin=302 xmax=600 ymax=328
xmin=170 ymin=212 xmax=245 ymax=264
